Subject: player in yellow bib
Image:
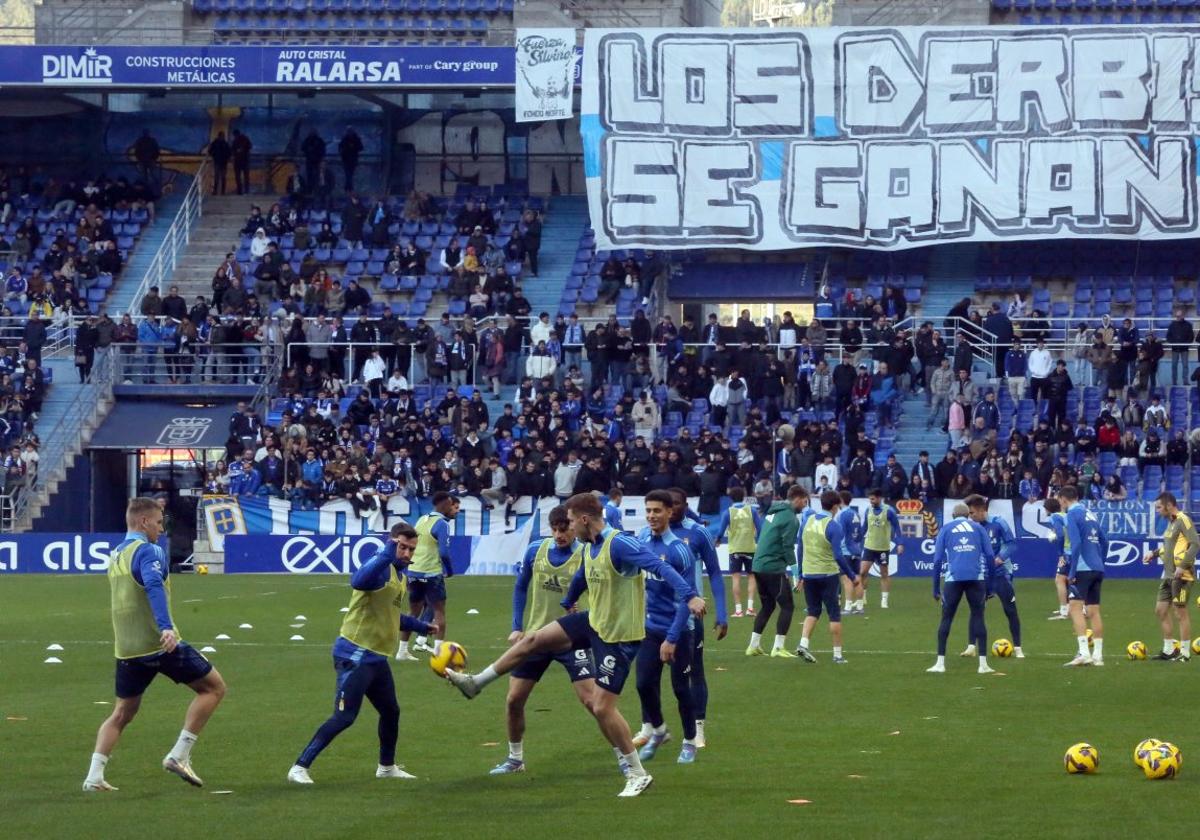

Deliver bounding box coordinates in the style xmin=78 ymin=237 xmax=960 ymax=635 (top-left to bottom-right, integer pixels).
xmin=83 ymin=498 xmax=227 ymax=792
xmin=1144 ymin=492 xmax=1199 ymax=661
xmin=288 ymin=522 xmax=437 ymax=784
xmin=445 ymin=493 xmax=706 ymax=798
xmin=712 ymin=486 xmax=762 ymax=617
xmin=489 ymin=506 xmax=595 ymax=774
xmin=856 ymin=489 xmax=904 ymax=611
xmin=397 ymin=491 xmax=459 ymax=660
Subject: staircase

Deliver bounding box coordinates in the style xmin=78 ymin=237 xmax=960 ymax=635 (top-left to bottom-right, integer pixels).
xmin=14 ymin=355 xmax=116 ymax=532
xmin=104 ymin=186 xmax=190 ymax=314
xmin=522 ymin=194 xmax=589 ymax=318
xmin=165 ymin=194 xmax=277 ymax=304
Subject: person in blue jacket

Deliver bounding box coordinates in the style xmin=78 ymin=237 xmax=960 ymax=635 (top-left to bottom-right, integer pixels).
xmin=959 ymin=495 xmax=1023 ymax=659
xmin=1058 ymin=485 xmax=1110 ymax=667
xmin=928 ymin=504 xmax=996 ymax=675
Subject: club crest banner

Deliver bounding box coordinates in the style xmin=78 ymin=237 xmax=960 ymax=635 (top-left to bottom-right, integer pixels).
xmin=515 ymin=28 xmax=577 ymax=123
xmin=582 ymin=26 xmax=1200 ymax=251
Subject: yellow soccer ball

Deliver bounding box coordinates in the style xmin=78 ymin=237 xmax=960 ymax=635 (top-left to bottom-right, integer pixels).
xmin=1192 ymin=639 xmax=1200 ymax=656
xmin=429 ymin=642 xmax=468 ymax=677
xmin=1142 ymin=743 xmax=1182 ymax=779
xmin=1126 ymin=641 xmax=1148 ymax=660
xmin=196 ymin=564 xmax=209 ymax=575
xmin=1064 ymin=743 xmax=1099 ymax=774
xmin=1086 ymin=629 xmax=1094 ymax=646
xmin=991 ymin=639 xmax=1014 ymax=658
xmin=1135 ymin=738 xmax=1164 ymax=768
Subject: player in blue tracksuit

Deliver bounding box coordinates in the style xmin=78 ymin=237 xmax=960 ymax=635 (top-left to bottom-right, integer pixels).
xmin=836 ymin=491 xmax=864 ymax=614
xmin=633 ymin=491 xmax=699 ymax=765
xmin=649 ymin=489 xmax=727 ymax=751
xmin=1043 ymin=498 xmax=1071 ymax=620
xmin=1059 ymin=485 xmax=1110 ymax=666
xmin=605 ymin=489 xmax=625 ymax=531
xmin=960 ymin=495 xmax=1022 ymax=659
xmin=928 ymin=504 xmax=996 ymax=675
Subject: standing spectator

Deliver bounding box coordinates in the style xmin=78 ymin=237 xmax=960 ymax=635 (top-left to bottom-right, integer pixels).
xmin=338 ymin=127 xmax=364 ymax=192
xmin=1116 ymin=317 xmax=1139 ymax=387
xmin=1086 ymin=334 xmax=1112 ymax=387
xmin=74 ymin=314 xmax=98 ymax=382
xmin=23 ymin=310 xmax=47 ymax=364
xmin=232 ymin=129 xmax=253 ymax=195
xmin=1167 ymin=309 xmax=1195 ymax=385
xmin=983 ymin=303 xmax=1013 ymax=377
xmin=302 ymin=130 xmax=327 ymax=193
xmin=1045 ymin=360 xmax=1073 ymax=429
xmin=1027 ymin=336 xmax=1054 ymax=410
xmin=1004 ymin=341 xmax=1027 ymax=405
xmin=208 ymin=131 xmax=232 ymax=195
xmin=521 ymin=209 xmax=542 ymax=276
xmin=1070 ymin=323 xmax=1090 ymax=381
xmin=132 ymin=129 xmax=161 ymax=191
xmin=1141 ymin=331 xmax=1165 ymax=394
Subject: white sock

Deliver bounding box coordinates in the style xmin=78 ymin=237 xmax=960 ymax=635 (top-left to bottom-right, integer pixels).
xmin=881 ymin=592 xmax=889 ymax=606
xmin=800 ymin=636 xmax=810 ymax=650
xmin=1164 ymin=639 xmax=1176 ymax=655
xmin=1182 ymin=640 xmax=1191 ymax=657
xmin=476 ymin=664 xmax=500 ymax=688
xmin=636 ymin=722 xmax=653 ymax=738
xmin=397 ymin=641 xmax=409 ymax=655
xmin=978 ymin=656 xmax=990 ymax=670
xmin=695 ymin=719 xmax=705 ymax=733
xmin=856 ymin=599 xmax=864 ymax=610
xmin=169 ymin=729 xmax=198 ymax=762
xmin=431 ymin=639 xmax=443 ymax=655
xmin=773 ymin=634 xmax=787 ymax=651
xmin=87 ymin=752 xmax=108 ymax=782
xmin=749 ymin=632 xmax=762 ymax=648
xmin=652 ymin=723 xmax=666 ymax=736
xmin=1059 ymin=604 xmax=1068 ymax=616
xmin=1077 ymin=636 xmax=1090 ymax=657
xmin=508 ymin=741 xmax=523 ymax=761
xmin=844 ymin=600 xmax=853 ymax=611
xmin=683 ymin=738 xmax=696 ymax=747
xmin=747 ymin=600 xmax=754 ymax=611
xmin=935 ymin=655 xmax=945 ymax=667
xmin=833 ymin=646 xmax=842 ymax=658
xmin=623 ymin=751 xmax=647 ymax=776
xmin=415 ymin=635 xmax=427 ymax=648
xmin=734 ymin=602 xmax=742 ymax=613
xmin=1092 ymin=639 xmax=1103 ymax=659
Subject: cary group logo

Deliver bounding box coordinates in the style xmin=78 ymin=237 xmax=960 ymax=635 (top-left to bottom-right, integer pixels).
xmin=42 ymin=48 xmax=113 ymax=85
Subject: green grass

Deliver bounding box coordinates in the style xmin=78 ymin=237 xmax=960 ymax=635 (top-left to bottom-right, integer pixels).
xmin=1 ymin=575 xmax=1195 ymax=838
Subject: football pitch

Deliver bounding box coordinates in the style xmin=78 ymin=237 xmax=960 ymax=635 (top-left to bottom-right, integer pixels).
xmin=3 ymin=575 xmax=1194 ymax=839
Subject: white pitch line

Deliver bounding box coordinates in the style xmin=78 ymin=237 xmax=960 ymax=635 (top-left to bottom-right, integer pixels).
xmin=182 ymin=598 xmax=203 ymax=603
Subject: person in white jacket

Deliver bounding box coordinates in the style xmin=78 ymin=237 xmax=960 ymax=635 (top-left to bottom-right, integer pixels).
xmin=525 ymin=340 xmax=557 ymax=380
xmin=709 ymin=376 xmax=730 ymax=429
xmin=361 ymin=349 xmax=387 ymax=398
xmin=250 ymin=227 xmax=270 ymax=259
xmin=529 ymin=312 xmax=553 ymax=346
xmin=632 ymin=391 xmax=661 ymax=442
xmin=385 ymin=370 xmax=409 ymax=394
xmin=1026 ymin=337 xmax=1055 ymax=410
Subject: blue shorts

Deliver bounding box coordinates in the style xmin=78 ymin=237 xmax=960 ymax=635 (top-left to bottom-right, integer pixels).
xmin=115 ymin=642 xmax=212 ymax=699
xmin=803 ymin=575 xmax=842 ymax=621
xmin=408 ymin=575 xmax=447 ymax=605
xmin=989 ymin=574 xmax=1017 ymax=603
xmin=862 ymin=549 xmax=890 ymax=568
xmin=1056 ymin=559 xmax=1069 ymax=577
xmin=729 ymin=553 xmax=754 ymax=575
xmin=512 ymin=648 xmax=595 ymax=683
xmin=556 ymin=610 xmax=639 ymax=695
xmin=1069 ymin=571 xmax=1104 ymax=605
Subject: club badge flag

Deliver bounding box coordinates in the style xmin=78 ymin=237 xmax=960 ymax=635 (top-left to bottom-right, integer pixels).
xmin=515 ymin=28 xmax=577 ymax=123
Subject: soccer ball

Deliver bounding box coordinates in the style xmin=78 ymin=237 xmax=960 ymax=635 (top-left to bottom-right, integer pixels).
xmin=991 ymin=639 xmax=1014 ymax=658
xmin=1064 ymin=743 xmax=1099 ymax=774
xmin=429 ymin=642 xmax=468 ymax=677
xmin=1134 ymin=738 xmax=1164 ymax=768
xmin=196 ymin=564 xmax=209 ymax=575
xmin=1126 ymin=641 xmax=1148 ymax=660
xmin=1142 ymin=743 xmax=1182 ymax=779
xmin=1086 ymin=629 xmax=1094 ymax=646
xmin=1193 ymin=639 xmax=1200 ymax=656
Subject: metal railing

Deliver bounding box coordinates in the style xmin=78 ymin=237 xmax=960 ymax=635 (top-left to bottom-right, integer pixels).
xmin=0 ymin=347 xmax=117 ymax=532
xmin=284 ymin=340 xmax=478 ymax=391
xmin=128 ymin=162 xmax=207 ymax=317
xmin=0 ymin=315 xmax=77 ymax=359
xmin=112 ymin=341 xmax=276 ymax=386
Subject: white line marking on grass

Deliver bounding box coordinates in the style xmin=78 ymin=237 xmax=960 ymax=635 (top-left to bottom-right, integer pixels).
xmin=183 ymin=599 xmax=203 ymax=603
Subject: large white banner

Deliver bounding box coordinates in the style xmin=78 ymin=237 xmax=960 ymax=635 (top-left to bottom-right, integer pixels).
xmin=582 ymin=26 xmax=1200 ymax=251
xmin=515 ymin=29 xmax=577 ymax=123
